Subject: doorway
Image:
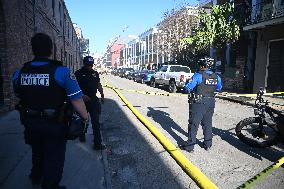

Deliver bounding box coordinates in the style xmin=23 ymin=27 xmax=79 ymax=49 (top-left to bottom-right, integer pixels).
xmin=266 ymin=39 xmax=284 ymax=92
xmin=0 ymin=0 xmax=5 ymax=105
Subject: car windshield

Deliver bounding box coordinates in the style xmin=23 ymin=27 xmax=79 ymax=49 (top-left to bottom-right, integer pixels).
xmin=159 ymin=66 xmax=168 ymax=72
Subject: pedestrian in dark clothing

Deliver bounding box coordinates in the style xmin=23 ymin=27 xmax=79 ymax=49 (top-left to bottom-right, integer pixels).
xmin=12 ymin=33 xmax=88 ymax=189
xmin=183 ymin=58 xmax=222 ymax=152
xmin=75 ymin=56 xmax=106 ymax=150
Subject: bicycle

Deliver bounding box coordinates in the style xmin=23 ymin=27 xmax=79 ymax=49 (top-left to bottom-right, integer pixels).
xmin=235 ymin=88 xmax=284 ymax=148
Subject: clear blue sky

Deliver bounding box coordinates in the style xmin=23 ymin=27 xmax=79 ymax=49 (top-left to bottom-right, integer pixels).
xmin=65 ymin=0 xmax=198 ymax=55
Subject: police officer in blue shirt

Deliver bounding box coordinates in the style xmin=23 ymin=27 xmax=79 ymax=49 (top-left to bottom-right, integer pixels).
xmin=183 ymin=57 xmax=222 ymax=152
xmin=12 ymin=33 xmax=88 ymax=189
xmin=75 ymin=56 xmax=105 ymax=150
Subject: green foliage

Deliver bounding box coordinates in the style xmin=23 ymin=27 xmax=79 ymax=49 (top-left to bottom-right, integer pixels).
xmin=182 ymin=2 xmax=240 ymax=53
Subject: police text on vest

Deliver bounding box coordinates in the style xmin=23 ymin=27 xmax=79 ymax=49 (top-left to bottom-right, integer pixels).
xmin=20 ymin=74 xmax=50 ymax=86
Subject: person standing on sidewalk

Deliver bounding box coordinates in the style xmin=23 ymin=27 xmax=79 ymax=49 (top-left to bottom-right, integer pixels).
xmin=75 ymin=56 xmax=106 ymax=150
xmin=183 ymin=58 xmax=222 ymax=152
xmin=12 ymin=33 xmax=88 ymax=189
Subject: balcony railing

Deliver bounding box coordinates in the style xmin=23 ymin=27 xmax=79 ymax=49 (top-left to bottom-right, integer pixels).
xmin=245 ymin=0 xmax=284 ymax=25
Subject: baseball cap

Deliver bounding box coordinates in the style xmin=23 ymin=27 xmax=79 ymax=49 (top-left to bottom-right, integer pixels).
xmin=83 ymin=56 xmax=94 ymax=65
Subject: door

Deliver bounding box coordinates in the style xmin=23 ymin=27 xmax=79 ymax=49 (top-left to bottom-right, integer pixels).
xmin=0 ymin=0 xmax=4 ymax=105
xmin=0 ymin=58 xmax=3 ymax=105
xmin=266 ymin=39 xmax=284 ymax=92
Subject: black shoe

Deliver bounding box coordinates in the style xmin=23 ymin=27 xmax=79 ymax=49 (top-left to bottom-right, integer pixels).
xmin=184 ymin=146 xmax=194 ymax=152
xmin=29 ymin=174 xmax=41 ymax=186
xmin=93 ymin=144 xmax=106 ymax=150
xmin=79 ymin=135 xmax=86 ymax=142
xmin=203 ymin=144 xmax=212 ymax=151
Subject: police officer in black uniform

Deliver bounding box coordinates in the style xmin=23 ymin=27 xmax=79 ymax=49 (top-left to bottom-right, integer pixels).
xmin=12 ymin=33 xmax=88 ymax=189
xmin=75 ymin=56 xmax=105 ymax=150
xmin=184 ymin=58 xmax=222 ymax=152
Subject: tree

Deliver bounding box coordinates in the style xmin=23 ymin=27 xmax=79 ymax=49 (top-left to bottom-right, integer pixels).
xmin=157 ymin=6 xmax=199 ymax=65
xmin=80 ymin=38 xmax=89 ymax=57
xmin=182 ymin=3 xmax=240 ymax=60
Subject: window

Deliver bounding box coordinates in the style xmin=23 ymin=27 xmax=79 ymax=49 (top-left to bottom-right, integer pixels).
xmin=52 ymin=0 xmax=55 ymax=17
xmin=59 ymin=2 xmax=62 ymax=27
xmin=64 ymin=51 xmax=67 ymax=66
xmin=67 ymin=22 xmax=69 ymax=38
xmin=169 ymin=66 xmax=176 ymax=72
xmin=177 ymin=66 xmax=190 ymax=73
xmin=159 ymin=66 xmax=168 ymax=72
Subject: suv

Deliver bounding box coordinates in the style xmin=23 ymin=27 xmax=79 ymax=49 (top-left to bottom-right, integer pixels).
xmin=151 ymin=65 xmax=193 ymax=93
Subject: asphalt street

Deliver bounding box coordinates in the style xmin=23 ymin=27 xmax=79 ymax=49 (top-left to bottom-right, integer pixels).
xmin=1 ymin=74 xmax=283 ymax=189
xmin=101 ymin=74 xmax=284 ymax=189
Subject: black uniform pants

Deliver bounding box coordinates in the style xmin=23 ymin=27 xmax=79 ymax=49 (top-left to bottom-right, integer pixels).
xmin=25 ymin=117 xmax=67 ymax=189
xmin=86 ymin=97 xmax=102 ymax=146
xmin=188 ymin=97 xmax=215 ymax=149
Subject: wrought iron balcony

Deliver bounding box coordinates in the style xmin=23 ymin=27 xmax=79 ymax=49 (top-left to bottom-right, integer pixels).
xmin=245 ymin=0 xmax=284 ymax=25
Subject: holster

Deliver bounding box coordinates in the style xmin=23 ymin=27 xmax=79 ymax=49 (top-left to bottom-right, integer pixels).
xmin=15 ymin=103 xmax=28 ymax=125
xmin=188 ymin=92 xmax=194 ymax=105
xmin=188 ymin=92 xmax=203 ymax=104
xmin=57 ymin=102 xmax=74 ymax=124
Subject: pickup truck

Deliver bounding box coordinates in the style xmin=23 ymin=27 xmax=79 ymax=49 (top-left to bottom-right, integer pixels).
xmin=150 ymin=65 xmax=194 ymax=93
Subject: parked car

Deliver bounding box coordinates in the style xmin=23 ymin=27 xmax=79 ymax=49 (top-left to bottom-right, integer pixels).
xmin=123 ymin=68 xmax=134 ymax=78
xmin=142 ymin=70 xmax=156 ymax=84
xmin=134 ymin=70 xmax=149 ymax=83
xmin=151 ymin=65 xmax=194 ymax=93
xmin=127 ymin=70 xmax=138 ymax=80
xmin=117 ymin=68 xmax=125 ymax=77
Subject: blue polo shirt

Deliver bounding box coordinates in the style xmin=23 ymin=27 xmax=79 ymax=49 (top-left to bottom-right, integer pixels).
xmin=184 ymin=70 xmax=222 ymax=93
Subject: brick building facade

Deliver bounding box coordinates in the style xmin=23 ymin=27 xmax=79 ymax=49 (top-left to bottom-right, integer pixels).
xmin=0 ymin=0 xmax=83 ymax=112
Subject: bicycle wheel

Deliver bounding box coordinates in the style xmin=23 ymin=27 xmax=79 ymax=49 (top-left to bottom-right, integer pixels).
xmin=235 ymin=117 xmax=280 ymax=148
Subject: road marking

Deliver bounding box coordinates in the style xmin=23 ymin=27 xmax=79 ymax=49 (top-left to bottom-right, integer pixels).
xmin=237 ymin=156 xmax=284 ymax=189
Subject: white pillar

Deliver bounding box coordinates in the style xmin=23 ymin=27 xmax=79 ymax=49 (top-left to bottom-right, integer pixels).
xmin=151 ymin=34 xmax=154 ymax=62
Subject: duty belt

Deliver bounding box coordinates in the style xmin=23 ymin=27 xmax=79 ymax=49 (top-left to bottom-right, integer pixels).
xmin=189 ymin=94 xmax=215 ymax=98
xmin=26 ymin=109 xmax=58 ymax=119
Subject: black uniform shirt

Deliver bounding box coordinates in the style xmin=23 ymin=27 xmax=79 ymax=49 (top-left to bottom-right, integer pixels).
xmin=75 ymin=67 xmax=100 ymax=99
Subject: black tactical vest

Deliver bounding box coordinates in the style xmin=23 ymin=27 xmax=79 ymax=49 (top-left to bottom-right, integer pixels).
xmin=75 ymin=67 xmax=99 ymax=99
xmin=18 ymin=60 xmax=66 ymax=110
xmin=195 ymin=71 xmax=218 ymax=97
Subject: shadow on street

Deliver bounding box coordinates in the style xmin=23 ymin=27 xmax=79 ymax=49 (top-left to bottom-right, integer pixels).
xmin=100 ymin=98 xmax=186 ymax=189
xmin=146 ymin=107 xmax=187 ymax=147
xmin=0 ymin=98 xmax=186 ymax=189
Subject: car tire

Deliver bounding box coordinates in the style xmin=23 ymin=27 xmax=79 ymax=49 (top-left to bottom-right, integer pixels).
xmin=150 ymin=78 xmax=156 ymax=88
xmin=169 ymin=80 xmax=177 ymax=93
xmin=141 ymin=78 xmax=145 ymax=84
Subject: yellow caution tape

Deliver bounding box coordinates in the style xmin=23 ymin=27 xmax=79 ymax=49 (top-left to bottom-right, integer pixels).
xmin=104 ymin=85 xmax=187 ymax=97
xmin=237 ymin=156 xmax=284 ymax=189
xmin=102 ymin=77 xmax=284 ymax=98
xmin=106 ymin=84 xmax=219 ymax=189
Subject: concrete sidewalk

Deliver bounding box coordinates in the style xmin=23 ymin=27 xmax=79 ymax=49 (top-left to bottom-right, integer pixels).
xmin=217 ymin=92 xmax=284 ymax=114
xmin=0 ymin=111 xmax=108 ymax=189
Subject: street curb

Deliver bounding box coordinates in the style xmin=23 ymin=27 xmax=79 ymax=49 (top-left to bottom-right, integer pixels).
xmin=216 ymin=96 xmax=254 ymax=107
xmin=216 ymin=96 xmax=284 ymax=115
xmin=101 ymin=149 xmax=112 ymax=189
